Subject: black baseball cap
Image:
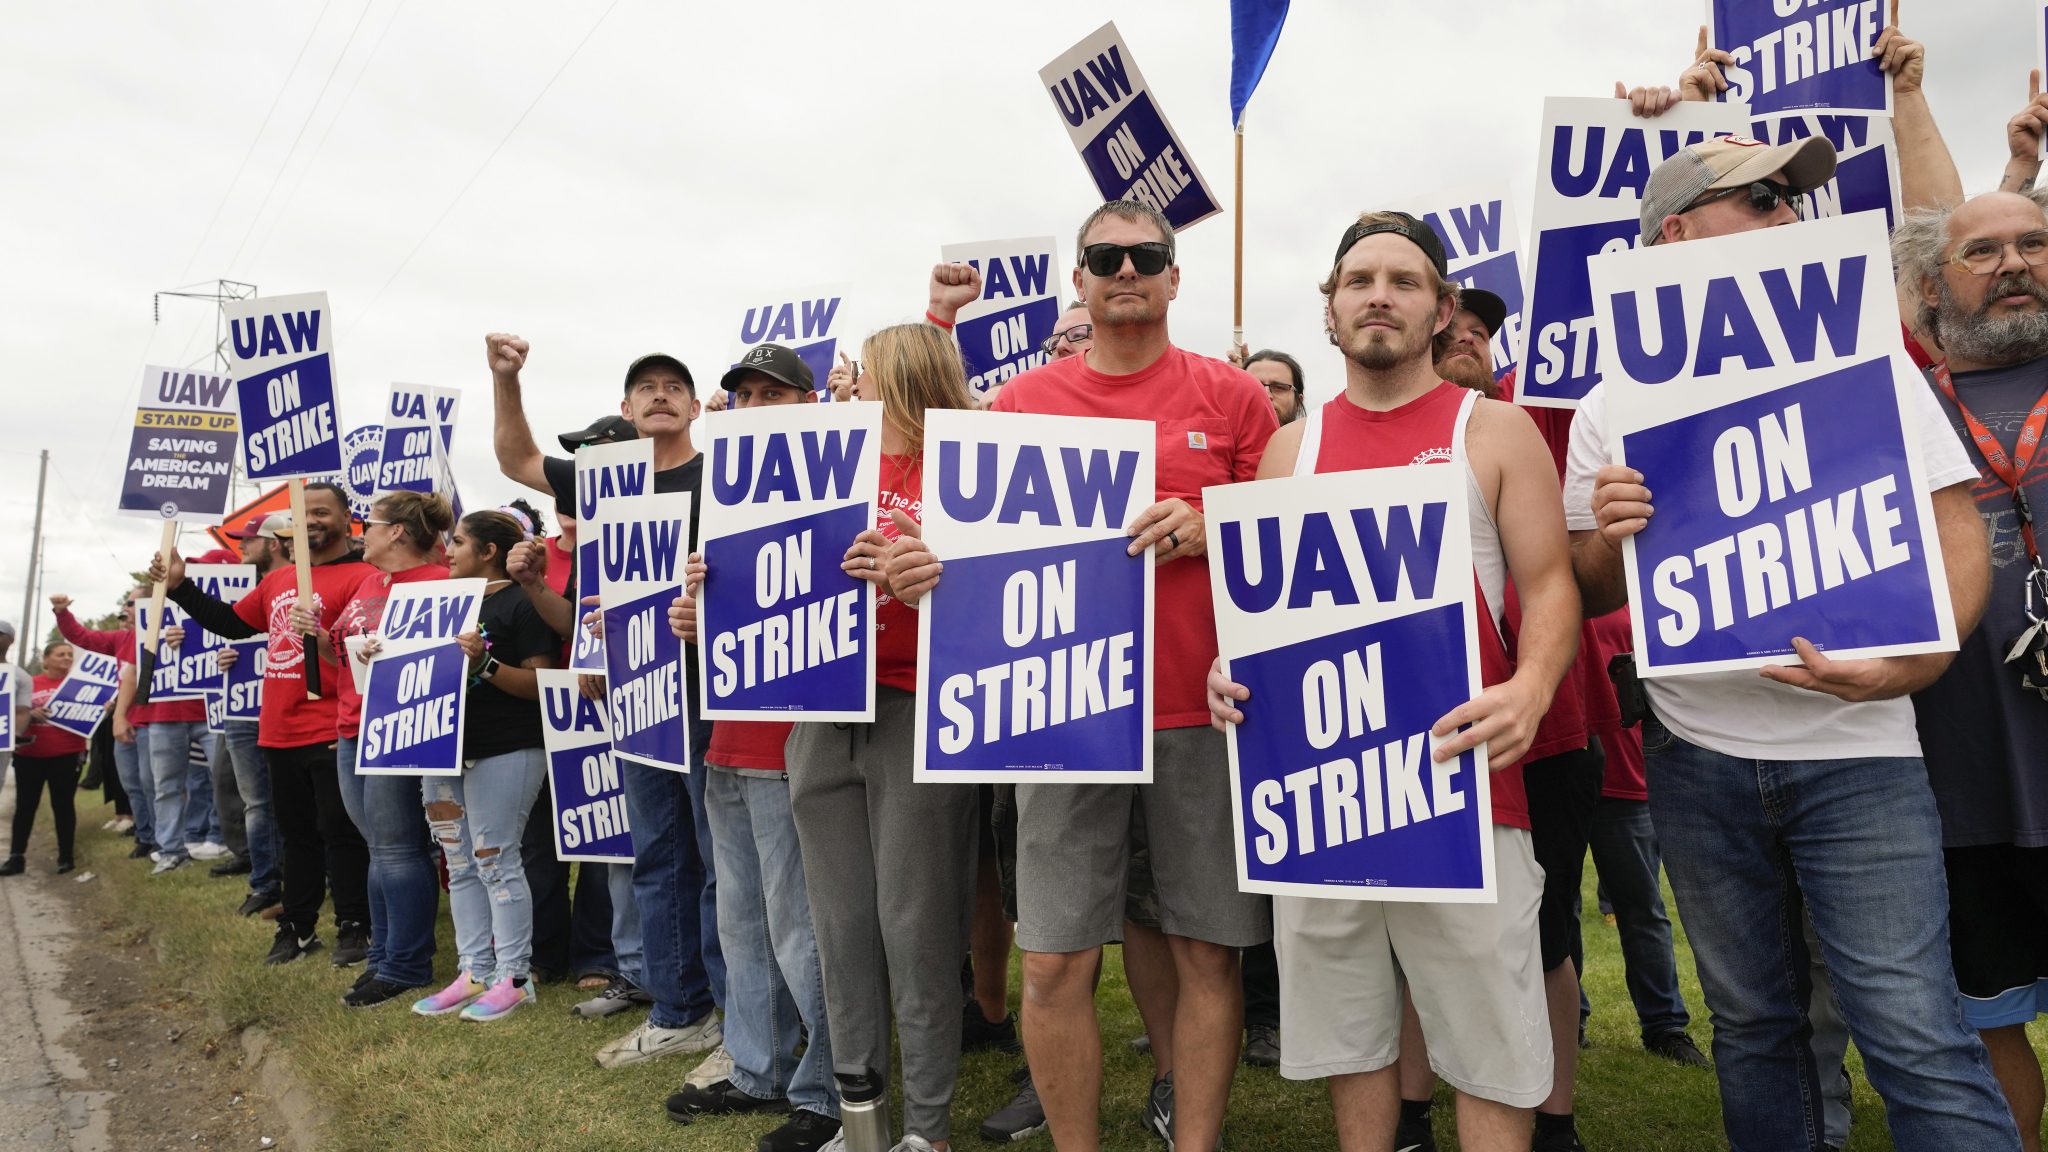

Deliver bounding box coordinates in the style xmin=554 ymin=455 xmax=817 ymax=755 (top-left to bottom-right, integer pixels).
xmin=719 ymin=344 xmax=816 ymax=393
xmin=1455 ymin=288 xmax=1508 ymax=339
xmin=557 ymin=415 xmax=639 ymax=454
xmin=1331 ymin=212 xmax=1449 ymax=279
xmin=623 ymin=353 xmax=695 ymax=395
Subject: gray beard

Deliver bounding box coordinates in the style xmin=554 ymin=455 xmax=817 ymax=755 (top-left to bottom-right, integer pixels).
xmin=1937 ymin=276 xmax=2048 ymax=365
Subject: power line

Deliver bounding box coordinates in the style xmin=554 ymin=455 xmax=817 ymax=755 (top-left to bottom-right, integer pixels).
xmin=348 ymin=0 xmax=623 ymax=333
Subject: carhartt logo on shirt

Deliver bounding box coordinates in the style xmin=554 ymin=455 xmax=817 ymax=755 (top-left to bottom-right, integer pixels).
xmin=1187 ymin=431 xmax=1208 ymax=450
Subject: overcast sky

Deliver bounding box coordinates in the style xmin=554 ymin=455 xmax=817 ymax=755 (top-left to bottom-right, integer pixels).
xmin=0 ymin=0 xmax=2020 ymax=646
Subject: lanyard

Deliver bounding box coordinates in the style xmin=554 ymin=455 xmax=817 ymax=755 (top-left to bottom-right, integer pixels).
xmin=1932 ymin=362 xmax=2048 ymax=566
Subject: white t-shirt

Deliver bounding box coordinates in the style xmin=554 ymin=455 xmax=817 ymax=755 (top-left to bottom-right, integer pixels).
xmin=1563 ymin=377 xmax=1978 ymax=761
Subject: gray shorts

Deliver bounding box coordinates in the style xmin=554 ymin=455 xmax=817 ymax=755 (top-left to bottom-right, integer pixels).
xmin=1013 ymin=725 xmax=1270 ymax=952
xmin=1273 ymin=825 xmax=1550 ymax=1107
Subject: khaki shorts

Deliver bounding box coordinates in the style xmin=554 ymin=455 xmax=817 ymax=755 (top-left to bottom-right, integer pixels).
xmin=1273 ymin=825 xmax=1550 ymax=1108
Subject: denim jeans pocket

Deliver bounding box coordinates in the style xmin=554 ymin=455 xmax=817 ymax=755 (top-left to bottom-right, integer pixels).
xmin=1639 ymin=713 xmax=1675 ymax=756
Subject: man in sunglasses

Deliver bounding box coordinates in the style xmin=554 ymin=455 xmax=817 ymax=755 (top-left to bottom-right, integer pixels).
xmin=1563 ymin=127 xmax=2018 ymax=1148
xmin=886 ymin=198 xmax=1278 ymax=1152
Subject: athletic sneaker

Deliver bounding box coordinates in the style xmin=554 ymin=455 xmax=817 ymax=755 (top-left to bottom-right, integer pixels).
xmin=459 ymin=979 xmax=536 ymax=1022
xmin=101 ymin=818 xmax=122 ymax=831
xmin=1646 ymin=1030 xmax=1710 ymax=1069
xmin=412 ymin=973 xmax=488 ymax=1017
xmin=127 ymin=842 xmax=154 ymax=860
xmin=758 ymin=1109 xmax=842 ymax=1152
xmin=0 ymin=857 xmax=23 ymax=877
xmin=330 ymin=921 xmax=371 ymax=968
xmin=113 ymin=817 xmax=135 ymax=834
xmin=1146 ymin=1074 xmax=1174 ymax=1144
xmin=150 ymin=854 xmax=188 ymax=875
xmin=978 ymin=1066 xmax=1046 ymax=1143
xmin=684 ymin=1044 xmax=736 ymax=1089
xmin=1393 ymin=1112 xmax=1439 ymax=1152
xmin=209 ymin=855 xmax=252 ymax=878
xmin=593 ymin=1013 xmax=722 ymax=1069
xmin=238 ymin=890 xmax=282 ymax=918
xmin=571 ymin=975 xmax=654 ymax=1019
xmin=263 ymin=925 xmax=322 ymax=966
xmin=891 ymin=1136 xmax=937 ymax=1152
xmin=342 ymin=976 xmax=422 ymax=1009
xmin=1531 ymin=1120 xmax=1587 ymax=1152
xmin=961 ymin=1000 xmax=1021 ymax=1053
xmin=186 ymin=841 xmax=231 ymax=860
xmin=1242 ymin=1023 xmax=1281 ymax=1068
xmin=664 ymin=1077 xmax=789 ymax=1122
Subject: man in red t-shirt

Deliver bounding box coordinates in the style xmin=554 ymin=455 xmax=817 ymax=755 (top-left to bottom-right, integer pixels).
xmin=888 ymin=199 xmax=1278 ymax=1152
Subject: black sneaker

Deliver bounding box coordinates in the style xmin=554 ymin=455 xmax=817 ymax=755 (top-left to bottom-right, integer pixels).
xmin=1393 ymin=1113 xmax=1438 ymax=1152
xmin=342 ymin=976 xmax=422 ymax=1009
xmin=331 ymin=920 xmax=370 ymax=968
xmin=128 ymin=842 xmax=155 ymax=860
xmin=979 ymin=1065 xmax=1047 ymax=1143
xmin=665 ymin=1078 xmax=790 ymax=1123
xmin=1242 ymin=1023 xmax=1280 ymax=1068
xmin=55 ymin=860 xmax=74 ymax=875
xmin=757 ymin=1108 xmax=841 ymax=1152
xmin=1531 ymin=1120 xmax=1587 ymax=1152
xmin=209 ymin=854 xmax=252 ymax=877
xmin=962 ymin=1000 xmax=1022 ymax=1053
xmin=1145 ymin=1073 xmax=1173 ymax=1145
xmin=571 ymin=974 xmax=654 ymax=1019
xmin=1646 ymin=1030 xmax=1710 ymax=1069
xmin=264 ymin=925 xmax=322 ymax=966
xmin=0 ymin=857 xmax=23 ymax=877
xmin=238 ymin=890 xmax=282 ymax=918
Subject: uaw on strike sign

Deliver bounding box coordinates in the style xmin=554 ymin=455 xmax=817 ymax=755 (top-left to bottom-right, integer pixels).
xmin=119 ymin=366 xmax=239 ymax=521
xmin=225 ymin=292 xmax=344 ymax=480
xmin=1591 ymin=210 xmax=1957 ymax=676
xmin=1040 ymin=22 xmax=1220 ymax=230
xmin=1206 ymin=467 xmax=1495 ymax=902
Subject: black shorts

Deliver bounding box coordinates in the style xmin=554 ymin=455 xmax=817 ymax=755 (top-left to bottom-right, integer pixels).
xmin=1946 ymin=842 xmax=2048 ymax=1029
xmin=1524 ymin=741 xmax=1604 ymax=972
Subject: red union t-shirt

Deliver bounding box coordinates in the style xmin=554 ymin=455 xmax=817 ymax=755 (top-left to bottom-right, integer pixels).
xmin=328 ymin=563 xmax=450 ymax=738
xmin=706 ymin=720 xmax=795 ymax=772
xmin=992 ymin=345 xmax=1278 ymax=728
xmin=215 ymin=558 xmax=376 ymax=748
xmin=875 ymin=453 xmax=924 ymax=693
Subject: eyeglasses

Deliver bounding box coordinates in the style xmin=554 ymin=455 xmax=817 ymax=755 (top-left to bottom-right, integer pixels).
xmin=1082 ymin=242 xmax=1173 ymax=278
xmin=363 ymin=518 xmax=394 ymax=527
xmin=1952 ymin=230 xmax=2048 ymax=276
xmin=1041 ymin=324 xmax=1094 ymax=355
xmin=1684 ymin=179 xmax=1805 ymax=220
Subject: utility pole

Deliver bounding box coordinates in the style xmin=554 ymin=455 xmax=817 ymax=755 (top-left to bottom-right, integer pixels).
xmin=21 ymin=448 xmax=48 ymax=655
xmin=155 ymin=279 xmax=258 ymax=502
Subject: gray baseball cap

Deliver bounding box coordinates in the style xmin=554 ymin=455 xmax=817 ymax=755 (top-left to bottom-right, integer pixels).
xmin=1639 ymin=134 xmax=1837 ymax=248
xmin=0 ymin=619 xmax=16 ymax=639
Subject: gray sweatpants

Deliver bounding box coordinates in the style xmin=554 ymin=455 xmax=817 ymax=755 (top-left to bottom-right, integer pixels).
xmin=787 ymin=686 xmax=975 ymax=1144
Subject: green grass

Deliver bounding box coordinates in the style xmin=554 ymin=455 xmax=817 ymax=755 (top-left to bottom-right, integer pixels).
xmin=55 ymin=791 xmax=2039 ymax=1151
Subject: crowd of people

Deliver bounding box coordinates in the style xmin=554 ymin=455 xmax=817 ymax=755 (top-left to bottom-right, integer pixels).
xmin=6 ymin=14 xmax=2048 ymax=1152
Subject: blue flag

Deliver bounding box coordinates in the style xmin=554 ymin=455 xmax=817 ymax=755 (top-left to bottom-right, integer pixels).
xmin=1229 ymin=0 xmax=1289 ymax=130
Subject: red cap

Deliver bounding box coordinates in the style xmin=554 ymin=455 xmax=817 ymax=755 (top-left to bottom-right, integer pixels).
xmin=225 ymin=515 xmax=268 ymax=539
xmin=192 ymin=548 xmax=242 ymax=565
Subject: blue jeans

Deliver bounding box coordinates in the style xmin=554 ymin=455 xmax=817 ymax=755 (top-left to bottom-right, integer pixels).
xmin=619 ymin=715 xmax=722 ymax=1028
xmin=224 ymin=723 xmax=280 ymax=894
xmin=183 ymin=735 xmax=218 ymax=846
xmin=705 ymin=767 xmax=836 ymax=1117
xmin=112 ymin=732 xmax=154 ymax=851
xmin=423 ymin=749 xmax=547 ymax=985
xmin=1585 ymin=795 xmax=1691 ymax=1043
xmin=1642 ymin=713 xmax=2021 ymax=1152
xmin=608 ymin=863 xmax=643 ymax=987
xmin=335 ymin=736 xmax=440 ymax=986
xmin=144 ymin=721 xmax=207 ymax=861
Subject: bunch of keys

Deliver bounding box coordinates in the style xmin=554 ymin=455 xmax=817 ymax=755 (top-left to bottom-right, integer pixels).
xmin=2004 ymin=562 xmax=2048 ymax=700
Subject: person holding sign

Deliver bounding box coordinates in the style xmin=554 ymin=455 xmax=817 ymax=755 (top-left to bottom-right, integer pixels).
xmin=890 ymin=200 xmax=1278 ymax=1152
xmin=158 ymin=481 xmax=378 ymax=968
xmin=54 ymin=588 xmax=159 ymax=860
xmin=325 ymin=490 xmax=454 ymax=1005
xmin=1897 ymin=187 xmax=2048 ymax=1149
xmin=1565 ymin=137 xmax=2016 ymax=1149
xmin=410 ymin=509 xmax=561 ymax=1022
xmin=1206 ymin=211 xmax=1579 ymax=1152
xmin=3 ymin=637 xmax=80 ymax=877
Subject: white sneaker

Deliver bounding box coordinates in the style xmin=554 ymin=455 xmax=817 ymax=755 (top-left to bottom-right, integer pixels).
xmin=592 ymin=1013 xmax=722 ymax=1069
xmin=150 ymin=855 xmax=188 ymax=876
xmin=101 ymin=818 xmax=121 ymax=831
xmin=113 ymin=817 xmax=134 ymax=833
xmin=187 ymin=842 xmax=231 ymax=861
xmin=891 ymin=1137 xmax=937 ymax=1152
xmin=683 ymin=1044 xmax=734 ymax=1089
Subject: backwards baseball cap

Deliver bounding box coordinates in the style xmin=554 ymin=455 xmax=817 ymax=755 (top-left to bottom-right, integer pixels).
xmin=1639 ymin=134 xmax=1837 ymax=247
xmin=719 ymin=344 xmax=816 ymax=394
xmin=225 ymin=514 xmax=270 ymax=540
xmin=1455 ymin=288 xmax=1509 ymax=339
xmin=623 ymin=353 xmax=695 ymax=395
xmin=1331 ymin=212 xmax=1449 ymax=279
xmin=558 ymin=415 xmax=639 ymax=454
xmin=260 ymin=512 xmax=294 ymax=540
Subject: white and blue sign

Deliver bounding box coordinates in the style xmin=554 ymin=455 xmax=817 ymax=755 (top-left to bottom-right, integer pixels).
xmin=914 ymin=410 xmax=1155 ymax=783
xmin=118 ymin=365 xmax=240 ymax=522
xmin=377 ymin=383 xmax=449 ymax=493
xmin=1040 ymin=22 xmax=1221 ymax=230
xmin=940 ymin=238 xmax=1063 ymax=399
xmin=1710 ymin=0 xmax=1891 ymax=115
xmin=226 ymin=291 xmax=344 ymax=481
xmin=340 ymin=425 xmax=385 ymax=522
xmin=700 ymin=403 xmax=880 ymax=722
xmin=1208 ymin=466 xmax=1495 ymax=902
xmin=1591 ymin=210 xmax=1957 ymax=676
xmin=538 ymin=668 xmax=634 ymax=864
xmin=181 ymin=562 xmax=258 ymax=687
xmin=375 ymin=578 xmax=485 ymax=643
xmin=134 ymin=596 xmax=205 ymax=703
xmin=1522 ymin=98 xmax=1749 ymax=409
xmin=44 ymin=650 xmax=122 ymax=740
xmin=732 ymin=288 xmax=850 ymax=401
xmin=1750 ymin=111 xmax=1900 ymax=229
xmin=1392 ymin=189 xmax=1526 ymax=381
xmin=222 ymin=637 xmax=266 ymax=723
xmin=204 ymin=689 xmax=226 ymax=735
xmin=572 ymin=439 xmax=656 ymax=673
xmin=0 ymin=664 xmax=15 ymax=752
xmin=356 ymin=637 xmax=467 ymax=775
xmin=599 ymin=491 xmax=693 ymax=773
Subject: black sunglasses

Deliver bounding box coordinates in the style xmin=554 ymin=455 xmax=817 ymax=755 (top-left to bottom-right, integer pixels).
xmin=1685 ymin=179 xmax=1805 ymax=220
xmin=1082 ymin=242 xmax=1173 ymax=278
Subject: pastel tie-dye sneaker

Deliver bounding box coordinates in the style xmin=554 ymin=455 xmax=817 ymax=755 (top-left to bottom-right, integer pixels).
xmin=411 ymin=972 xmax=487 ymax=1017
xmin=459 ymin=979 xmax=536 ymax=1022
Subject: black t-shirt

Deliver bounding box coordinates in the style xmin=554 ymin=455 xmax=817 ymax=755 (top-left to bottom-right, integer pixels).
xmin=1913 ymin=355 xmax=2048 ymax=848
xmin=464 ymin=583 xmax=559 ymax=760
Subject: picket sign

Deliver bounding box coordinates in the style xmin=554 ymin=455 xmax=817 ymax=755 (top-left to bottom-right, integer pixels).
xmin=118 ymin=365 xmax=239 ymax=523
xmin=1707 ymin=0 xmax=1892 ymax=115
xmin=1386 ymin=188 xmax=1527 ymax=381
xmin=572 ymin=440 xmax=657 ymax=673
xmin=598 ymin=491 xmax=694 ymax=774
xmin=1039 ymin=22 xmax=1221 ymax=229
xmin=43 ymin=650 xmax=122 ymax=740
xmin=940 ymin=237 xmax=1064 ymax=399
xmin=728 ymin=286 xmax=852 ymax=401
xmin=538 ymin=669 xmax=633 ymax=864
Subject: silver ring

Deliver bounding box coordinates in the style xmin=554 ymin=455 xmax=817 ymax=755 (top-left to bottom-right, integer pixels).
xmin=870 ymin=557 xmax=879 ymax=569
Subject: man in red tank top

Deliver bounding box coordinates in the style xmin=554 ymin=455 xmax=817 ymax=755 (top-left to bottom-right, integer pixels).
xmin=1208 ymin=211 xmax=1579 ymax=1152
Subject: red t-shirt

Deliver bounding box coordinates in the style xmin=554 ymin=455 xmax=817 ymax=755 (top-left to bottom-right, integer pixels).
xmin=209 ymin=558 xmax=377 ymax=748
xmin=706 ymin=720 xmax=795 ymax=772
xmin=875 ymin=453 xmax=924 ymax=693
xmin=22 ymin=674 xmax=89 ymax=758
xmin=543 ymin=536 xmax=574 ymax=664
xmin=993 ymin=346 xmax=1277 ymax=728
xmin=328 ymin=563 xmax=450 ymax=738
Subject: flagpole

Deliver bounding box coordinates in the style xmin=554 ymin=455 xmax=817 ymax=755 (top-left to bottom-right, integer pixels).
xmin=1233 ymin=121 xmax=1245 ymax=353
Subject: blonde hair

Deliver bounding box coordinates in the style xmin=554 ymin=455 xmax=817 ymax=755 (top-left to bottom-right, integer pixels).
xmin=862 ymin=323 xmax=977 ymax=453
xmin=371 ymin=490 xmax=455 ymax=551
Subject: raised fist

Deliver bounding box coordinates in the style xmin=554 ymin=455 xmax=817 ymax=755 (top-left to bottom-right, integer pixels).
xmin=927 ymin=262 xmax=983 ymax=323
xmin=486 ymin=332 xmax=530 ymax=379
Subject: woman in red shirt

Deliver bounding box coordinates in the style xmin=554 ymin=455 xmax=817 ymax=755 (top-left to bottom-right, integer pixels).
xmin=5 ymin=642 xmax=91 ymax=875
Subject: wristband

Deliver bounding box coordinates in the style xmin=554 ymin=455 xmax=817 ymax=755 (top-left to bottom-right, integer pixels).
xmin=925 ymin=310 xmax=955 ymax=330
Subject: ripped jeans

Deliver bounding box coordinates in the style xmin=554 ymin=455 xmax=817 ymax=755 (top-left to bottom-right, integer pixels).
xmin=423 ymin=749 xmax=548 ymax=986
